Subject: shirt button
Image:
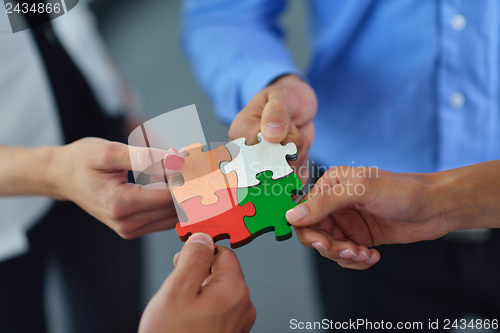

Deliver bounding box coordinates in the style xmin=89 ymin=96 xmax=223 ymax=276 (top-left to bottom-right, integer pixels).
xmin=449 ymin=92 xmax=466 ymax=108
xmin=451 ymin=14 xmax=467 ymax=31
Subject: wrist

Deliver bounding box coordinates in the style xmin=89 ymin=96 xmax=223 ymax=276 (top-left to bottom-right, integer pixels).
xmin=42 ymin=145 xmax=67 ymax=200
xmin=423 ymin=171 xmax=461 ymax=234
xmin=425 ymin=164 xmax=497 ymax=233
xmin=269 ymin=74 xmax=304 ymax=86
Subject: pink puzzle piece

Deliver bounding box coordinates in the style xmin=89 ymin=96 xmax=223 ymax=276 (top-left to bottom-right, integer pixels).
xmin=180 ymin=187 xmax=239 ymax=224
xmin=171 ymin=170 xmax=237 ymax=205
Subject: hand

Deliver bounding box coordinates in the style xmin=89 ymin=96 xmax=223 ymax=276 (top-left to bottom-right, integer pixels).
xmin=286 ymin=166 xmax=454 ymax=270
xmin=228 ymin=74 xmax=317 ymax=180
xmin=138 ymin=233 xmax=256 ymax=333
xmin=46 ymin=137 xmax=185 ymax=239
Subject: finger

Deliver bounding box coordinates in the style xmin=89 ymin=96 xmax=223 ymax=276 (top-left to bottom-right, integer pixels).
xmin=142 ymin=181 xmax=169 ymax=189
xmin=260 ymin=96 xmax=291 ymax=143
xmin=200 ymin=247 xmax=250 ymax=313
xmin=293 ymin=225 xmax=354 ymax=253
xmin=173 ymin=251 xmax=180 ymax=266
xmin=282 ymin=122 xmax=305 ymax=158
xmin=201 ymin=246 xmax=245 ymax=290
xmin=210 ymin=246 xmax=243 ymax=277
xmin=286 ymin=170 xmax=358 ymax=227
xmin=176 ymin=147 xmax=189 ymax=158
xmin=113 ymin=183 xmax=174 ymax=214
xmin=298 ymin=121 xmax=315 ymax=144
xmin=366 ymin=249 xmax=381 ymax=265
xmin=168 ymin=233 xmax=215 ymax=298
xmin=228 ymin=90 xmax=266 ymax=143
xmin=103 ymin=184 xmax=180 ymax=234
xmin=293 ymin=226 xmax=356 ymax=259
xmin=245 ymin=302 xmax=257 ymax=333
xmin=284 ymin=122 xmax=309 ymax=173
xmin=132 ymin=147 xmax=185 ymax=175
xmin=336 ymin=248 xmax=381 ymax=270
xmin=351 ymin=245 xmax=371 ymax=262
xmin=163 ymin=154 xmax=185 ymax=174
xmin=117 ymin=216 xmax=179 ymax=239
xmin=295 ymin=226 xmax=380 ymax=269
xmin=123 ymin=205 xmax=177 ymax=224
xmin=93 ymin=141 xmax=184 ymax=175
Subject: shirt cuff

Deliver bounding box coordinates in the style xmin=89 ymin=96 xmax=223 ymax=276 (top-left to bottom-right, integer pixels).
xmin=240 ymin=62 xmax=306 ymax=108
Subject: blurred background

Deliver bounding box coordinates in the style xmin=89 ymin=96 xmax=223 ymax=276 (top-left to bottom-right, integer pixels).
xmin=40 ymin=0 xmax=498 ymax=332
xmin=45 ymin=0 xmax=325 ymax=332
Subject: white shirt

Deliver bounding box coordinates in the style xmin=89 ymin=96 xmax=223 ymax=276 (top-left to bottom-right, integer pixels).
xmin=0 ymin=2 xmax=127 ymax=262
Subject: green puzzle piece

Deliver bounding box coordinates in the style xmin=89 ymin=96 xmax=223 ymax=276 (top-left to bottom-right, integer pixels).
xmin=238 ymin=171 xmax=303 ymax=241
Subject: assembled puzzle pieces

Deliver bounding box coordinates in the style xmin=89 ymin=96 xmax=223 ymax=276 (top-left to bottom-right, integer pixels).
xmin=239 ymin=171 xmax=303 ymax=241
xmin=172 ymin=134 xmax=303 ymax=248
xmin=220 ymin=132 xmax=298 ymax=188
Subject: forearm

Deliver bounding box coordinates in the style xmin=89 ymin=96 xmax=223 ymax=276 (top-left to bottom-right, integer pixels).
xmin=429 ymin=160 xmax=500 ymax=231
xmin=182 ymin=0 xmax=301 ymax=121
xmin=0 ymin=145 xmax=57 ymax=197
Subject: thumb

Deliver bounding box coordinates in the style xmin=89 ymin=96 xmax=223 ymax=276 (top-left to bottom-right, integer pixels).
xmin=200 ymin=246 xmax=247 ymax=298
xmin=168 ymin=233 xmax=215 ymax=298
xmin=286 ymin=172 xmax=357 ymax=227
xmin=260 ymin=96 xmax=291 ymax=143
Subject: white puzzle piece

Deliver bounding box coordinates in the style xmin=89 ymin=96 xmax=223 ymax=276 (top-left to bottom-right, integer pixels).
xmin=220 ymin=132 xmax=298 ymax=188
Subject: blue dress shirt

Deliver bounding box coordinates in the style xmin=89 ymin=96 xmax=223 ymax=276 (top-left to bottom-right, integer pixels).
xmin=183 ymin=0 xmax=500 ymax=173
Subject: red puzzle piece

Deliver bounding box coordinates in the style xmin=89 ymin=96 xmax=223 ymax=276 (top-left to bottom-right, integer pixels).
xmin=176 ymin=200 xmax=256 ymax=249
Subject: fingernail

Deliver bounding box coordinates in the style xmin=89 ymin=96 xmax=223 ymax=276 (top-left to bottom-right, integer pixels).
xmin=188 ymin=233 xmax=214 ymax=249
xmin=339 ymin=249 xmax=357 ymax=259
xmin=353 ymin=251 xmax=370 ymax=262
xmin=286 ymin=205 xmax=307 ymax=223
xmin=165 ymin=154 xmax=185 ymax=170
xmin=312 ymin=242 xmax=327 ymax=251
xmin=265 ymin=122 xmax=285 ymax=137
xmin=172 ymin=147 xmax=178 ymax=153
xmin=366 ymin=253 xmax=380 ymax=264
xmin=173 ymin=251 xmax=180 ymax=266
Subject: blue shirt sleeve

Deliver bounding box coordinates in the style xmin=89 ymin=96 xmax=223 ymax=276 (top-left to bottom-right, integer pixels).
xmin=182 ymin=0 xmax=304 ymax=124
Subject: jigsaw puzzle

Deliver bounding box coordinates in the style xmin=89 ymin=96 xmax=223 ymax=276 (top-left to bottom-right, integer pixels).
xmin=171 ymin=133 xmax=303 ymax=248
